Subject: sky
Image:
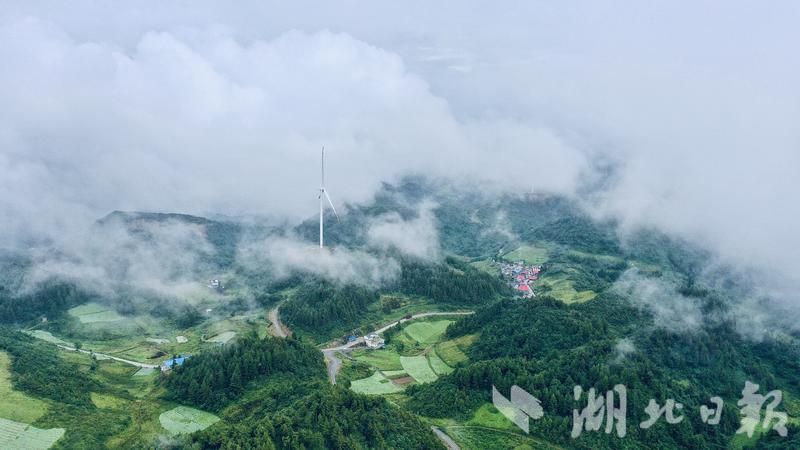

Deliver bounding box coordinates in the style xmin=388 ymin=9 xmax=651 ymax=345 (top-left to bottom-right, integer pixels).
xmin=1 ymin=1 xmax=799 ymax=309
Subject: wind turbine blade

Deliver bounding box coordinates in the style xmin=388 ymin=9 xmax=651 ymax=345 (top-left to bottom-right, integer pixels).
xmin=321 ymin=146 xmax=325 ymax=187
xmin=324 ymin=190 xmax=340 ymax=222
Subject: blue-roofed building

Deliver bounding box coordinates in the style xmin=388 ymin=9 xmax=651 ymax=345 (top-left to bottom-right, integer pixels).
xmin=161 ymin=355 xmax=191 ymax=372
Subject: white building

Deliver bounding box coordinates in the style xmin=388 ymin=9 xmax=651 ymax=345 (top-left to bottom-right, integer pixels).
xmin=364 ymin=333 xmax=385 ymax=349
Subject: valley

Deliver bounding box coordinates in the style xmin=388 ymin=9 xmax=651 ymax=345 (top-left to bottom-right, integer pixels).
xmin=0 ymin=186 xmax=798 ymax=449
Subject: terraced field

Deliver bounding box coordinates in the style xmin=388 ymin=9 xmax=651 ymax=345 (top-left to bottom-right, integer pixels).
xmin=427 ymin=351 xmax=454 ymax=375
xmin=435 ymin=334 xmax=477 ymax=366
xmin=0 ymin=351 xmax=49 ymax=423
xmin=0 ymin=418 xmax=64 ymax=450
xmin=349 ymin=371 xmax=403 ymax=395
xmin=159 ymin=406 xmax=219 ymax=435
xmin=352 ymin=349 xmax=402 ymax=370
xmin=504 ymin=245 xmax=549 ymax=265
xmin=400 ymin=355 xmax=439 ymax=383
xmin=206 ymin=331 xmax=236 ymax=343
xmin=403 ymin=320 xmax=452 ymax=345
xmin=22 ymin=330 xmax=71 ymax=346
xmin=68 ymin=303 xmax=125 ymax=323
xmin=539 ymin=275 xmax=596 ymax=303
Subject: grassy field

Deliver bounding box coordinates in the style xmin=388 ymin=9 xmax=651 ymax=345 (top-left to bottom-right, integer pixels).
xmin=48 ymin=311 xmax=269 ymax=365
xmin=23 ymin=330 xmax=71 ymax=346
xmin=133 ymin=367 xmax=156 ymax=376
xmin=91 ymin=393 xmax=128 ymax=410
xmin=444 ymin=426 xmax=563 ymax=450
xmin=349 ymin=371 xmax=403 ymax=395
xmin=68 ymin=303 xmax=125 ymax=323
xmin=400 ymin=356 xmax=438 ymax=384
xmin=159 ymin=406 xmax=220 ymax=435
xmin=504 ymin=245 xmax=549 ymax=265
xmin=539 ymin=275 xmax=596 ymax=303
xmin=381 ymin=369 xmax=408 ymax=378
xmin=427 ymin=351 xmax=454 ymax=376
xmin=403 ymin=320 xmax=453 ymax=345
xmin=465 ymin=403 xmax=515 ymax=430
xmin=0 ymin=351 xmax=49 ymax=423
xmin=470 ymin=259 xmax=499 ymax=275
xmin=352 ymin=349 xmax=403 ymax=370
xmin=0 ymin=417 xmax=64 ymax=450
xmin=205 ymin=331 xmax=236 ymax=343
xmin=435 ymin=334 xmax=477 ymax=366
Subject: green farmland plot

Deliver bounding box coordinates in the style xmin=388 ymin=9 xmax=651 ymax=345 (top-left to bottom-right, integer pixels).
xmin=352 ymin=349 xmax=402 ymax=370
xmin=159 ymin=406 xmax=219 ymax=435
xmin=68 ymin=303 xmax=125 ymax=323
xmin=427 ymin=351 xmax=453 ymax=376
xmin=381 ymin=369 xmax=407 ymax=378
xmin=400 ymin=355 xmax=438 ymax=384
xmin=435 ymin=334 xmax=477 ymax=367
xmin=349 ymin=371 xmax=403 ymax=395
xmin=0 ymin=351 xmax=49 ymax=424
xmin=133 ymin=367 xmax=156 ymax=376
xmin=0 ymin=418 xmax=64 ymax=450
xmin=503 ymin=245 xmax=549 ymax=265
xmin=539 ymin=275 xmax=596 ymax=303
xmin=403 ymin=320 xmax=453 ymax=345
xmin=205 ymin=331 xmax=236 ymax=344
xmin=22 ymin=330 xmax=71 ymax=346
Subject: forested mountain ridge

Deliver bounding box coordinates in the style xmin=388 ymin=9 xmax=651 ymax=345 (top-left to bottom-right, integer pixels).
xmin=0 ymin=180 xmax=797 ymax=449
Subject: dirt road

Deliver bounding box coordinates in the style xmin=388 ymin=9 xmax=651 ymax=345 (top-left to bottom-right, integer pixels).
xmin=57 ymin=344 xmax=158 ymax=369
xmin=268 ymin=304 xmax=290 ymax=338
xmin=322 ymin=349 xmax=341 ymax=385
xmin=431 ymin=426 xmax=461 ymax=450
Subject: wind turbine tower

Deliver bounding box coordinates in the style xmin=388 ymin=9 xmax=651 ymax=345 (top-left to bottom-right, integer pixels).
xmin=319 ymin=146 xmax=339 ymax=248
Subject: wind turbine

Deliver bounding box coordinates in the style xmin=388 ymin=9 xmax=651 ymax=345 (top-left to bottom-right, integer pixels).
xmin=319 ymin=146 xmax=339 ymax=248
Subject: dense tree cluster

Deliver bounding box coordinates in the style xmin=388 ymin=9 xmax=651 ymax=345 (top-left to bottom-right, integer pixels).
xmin=163 ymin=333 xmax=325 ymax=411
xmin=190 ymin=386 xmax=444 ymax=450
xmin=281 ymin=282 xmax=379 ymax=337
xmin=523 ymin=216 xmax=621 ymax=256
xmin=397 ymin=257 xmax=509 ymax=305
xmin=409 ymin=291 xmax=800 ymax=448
xmin=0 ymin=282 xmax=86 ymax=324
xmin=0 ymin=327 xmax=97 ymax=406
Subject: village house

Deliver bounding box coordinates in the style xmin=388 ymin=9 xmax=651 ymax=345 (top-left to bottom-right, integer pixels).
xmin=364 ymin=333 xmax=385 ymax=349
xmin=161 ymin=355 xmax=191 ymax=373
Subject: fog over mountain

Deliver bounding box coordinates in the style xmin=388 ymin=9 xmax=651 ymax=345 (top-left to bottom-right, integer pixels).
xmin=1 ymin=2 xmax=799 ymax=319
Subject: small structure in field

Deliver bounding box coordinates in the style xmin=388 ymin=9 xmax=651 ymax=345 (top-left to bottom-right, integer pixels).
xmin=207 ymin=279 xmax=224 ymax=292
xmin=161 ymin=355 xmax=191 ymax=373
xmin=364 ymin=333 xmax=385 ymax=349
xmin=176 ymin=336 xmax=188 ymax=343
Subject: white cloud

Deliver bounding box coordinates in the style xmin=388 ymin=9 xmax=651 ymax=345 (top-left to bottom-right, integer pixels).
xmin=613 ymin=270 xmax=704 ymax=334
xmin=367 ymin=200 xmax=441 ymax=261
xmin=1 ymin=2 xmax=799 ymax=324
xmin=237 ymin=235 xmax=399 ymax=286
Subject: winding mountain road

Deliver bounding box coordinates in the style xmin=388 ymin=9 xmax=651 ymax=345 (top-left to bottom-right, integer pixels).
xmin=56 ymin=344 xmax=158 ymax=369
xmin=320 ymin=311 xmax=475 ymax=353
xmin=268 ymin=304 xmax=290 ymax=338
xmin=319 ymin=311 xmax=474 ymax=384
xmin=431 ymin=426 xmax=461 ymax=450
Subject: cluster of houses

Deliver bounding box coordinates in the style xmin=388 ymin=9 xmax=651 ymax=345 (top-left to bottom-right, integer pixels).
xmin=499 ymin=260 xmax=542 ymax=298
